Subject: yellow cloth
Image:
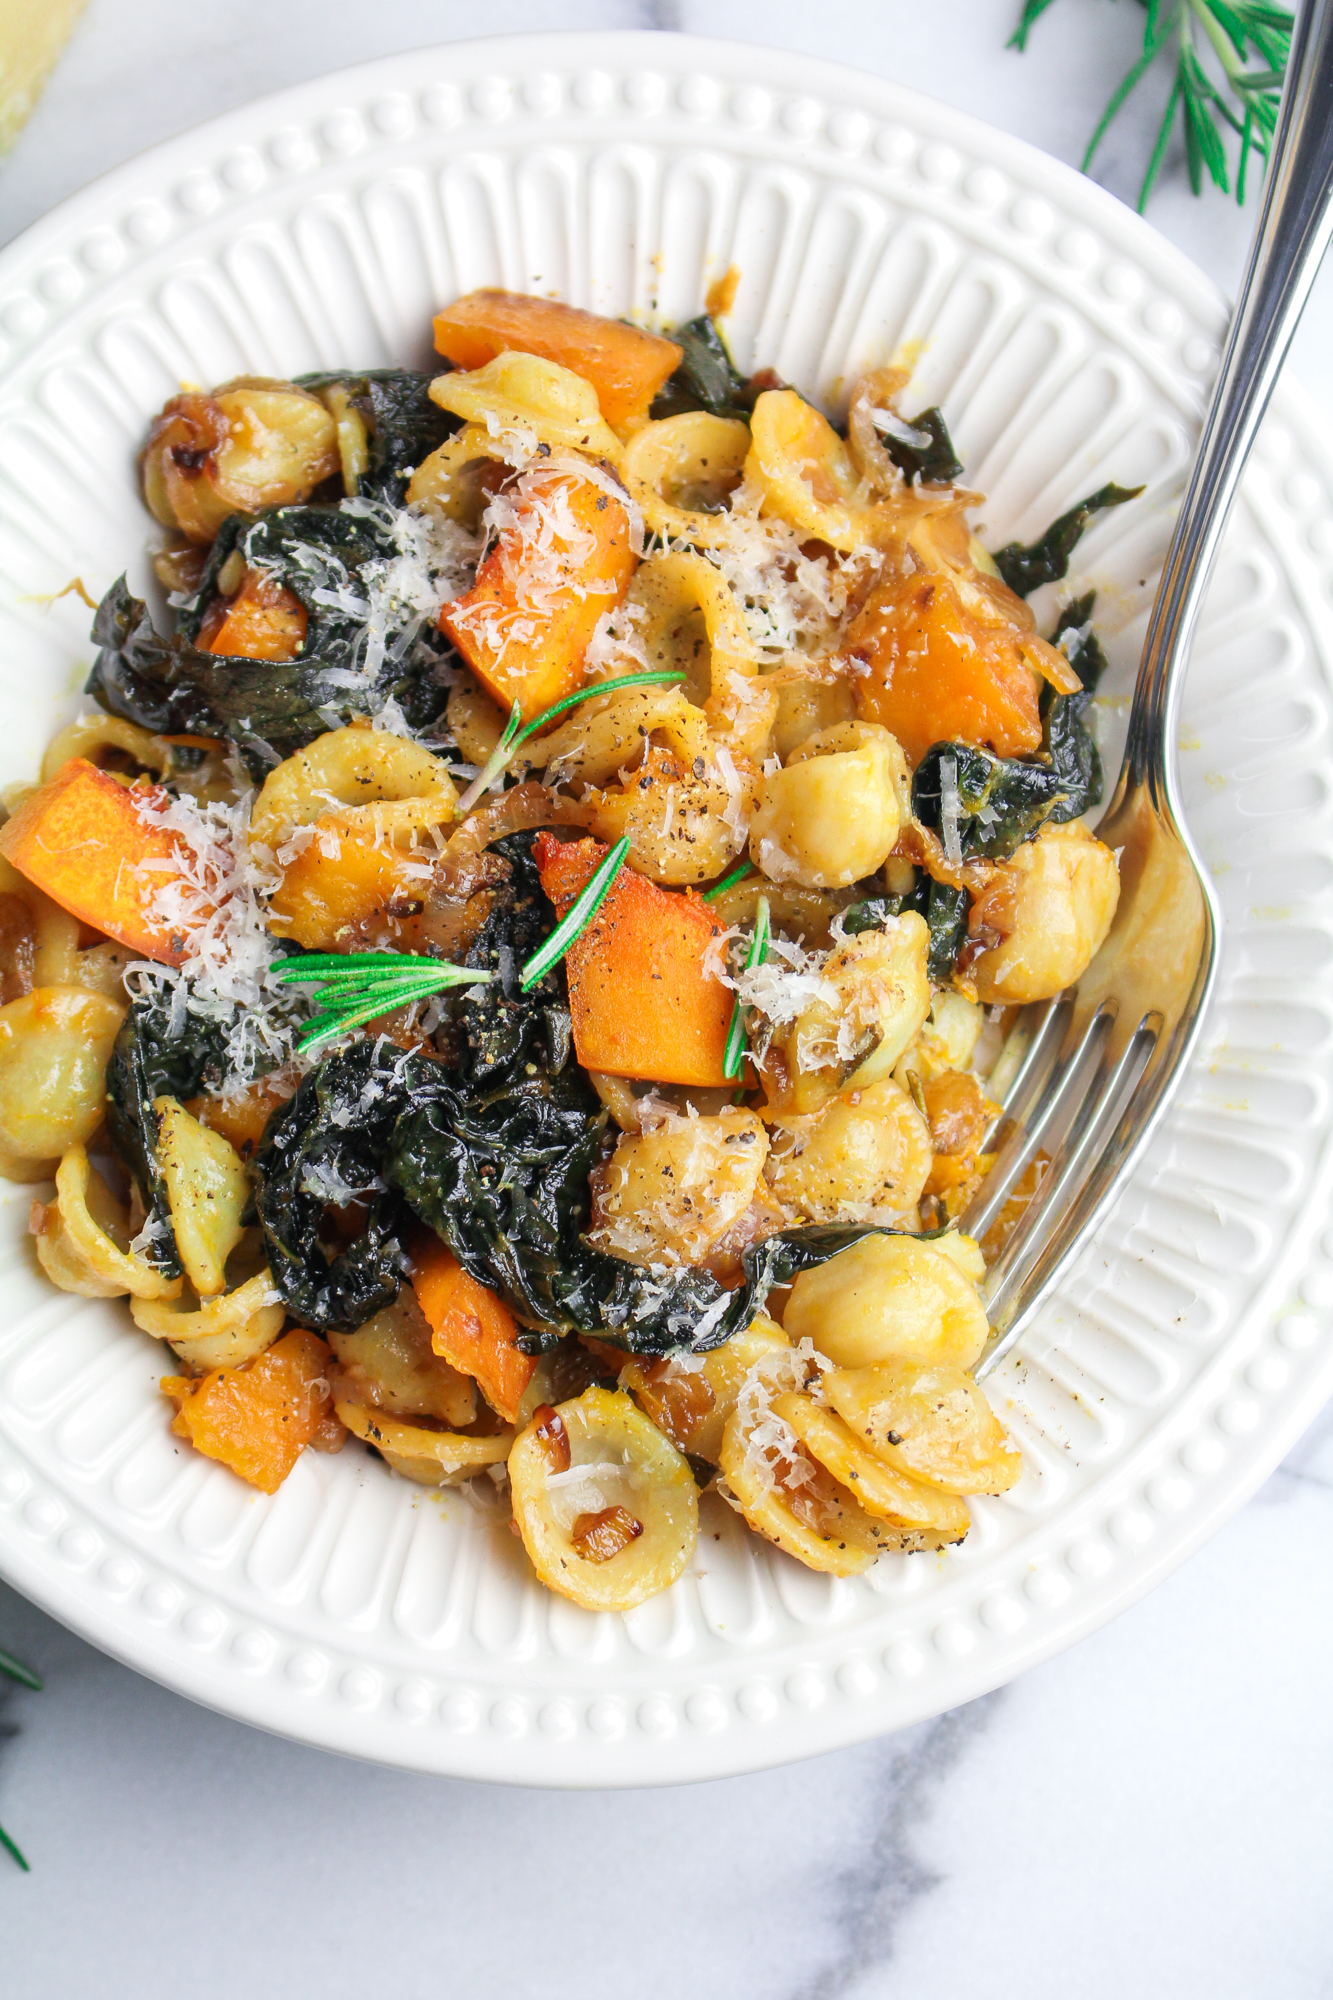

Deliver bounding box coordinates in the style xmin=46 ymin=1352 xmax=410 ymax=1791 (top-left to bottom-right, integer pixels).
xmin=0 ymin=0 xmax=88 ymax=155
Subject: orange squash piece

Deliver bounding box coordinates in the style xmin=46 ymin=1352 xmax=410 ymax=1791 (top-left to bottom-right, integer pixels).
xmin=162 ymin=1330 xmax=339 ymax=1495
xmin=845 ymin=572 xmax=1043 ymax=764
xmin=433 ymin=290 xmax=682 ymax=430
xmin=186 ymin=1074 xmax=296 ymax=1159
xmin=267 ymin=830 xmax=428 ymax=953
xmin=0 ymin=758 xmax=198 ymax=966
xmin=198 ymin=568 xmax=308 ymax=661
xmin=534 ymin=833 xmax=734 ymax=1087
xmin=411 ymin=1237 xmax=534 ymax=1423
xmin=441 ymin=471 xmax=637 ymax=725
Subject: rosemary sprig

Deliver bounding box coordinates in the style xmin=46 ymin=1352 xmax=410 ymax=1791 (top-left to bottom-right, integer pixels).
xmin=271 ymin=954 xmax=494 ymax=1053
xmin=272 ymin=836 xmax=632 ymax=1045
xmin=454 ymin=671 xmax=687 ymax=817
xmin=0 ymin=1643 xmax=41 ymax=1873
xmin=722 ymin=894 xmax=770 ymax=1081
xmin=1011 ymin=0 xmax=1292 ymax=211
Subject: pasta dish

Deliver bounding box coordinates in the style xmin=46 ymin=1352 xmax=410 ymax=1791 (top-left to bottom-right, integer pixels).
xmin=0 ymin=291 xmax=1127 ymax=1611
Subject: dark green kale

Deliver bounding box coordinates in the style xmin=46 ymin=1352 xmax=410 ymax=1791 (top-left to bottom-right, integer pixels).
xmin=105 ymin=994 xmax=237 ymax=1277
xmin=907 ymin=876 xmax=973 ymax=983
xmin=452 ymin=833 xmax=576 ymax=1090
xmin=1040 ymin=591 xmax=1107 ymax=822
xmin=839 ymin=894 xmax=903 ymax=936
xmin=294 ymin=368 xmax=455 ymax=501
xmin=87 ymin=501 xmax=455 ymax=777
xmin=878 ymin=406 xmax=964 ymax=487
xmin=990 ymin=482 xmax=1142 ymax=597
xmin=842 ymin=881 xmax=971 ymax=983
xmin=251 ymin=1037 xmax=414 ymax=1332
xmin=650 ymin=314 xmax=758 ymax=422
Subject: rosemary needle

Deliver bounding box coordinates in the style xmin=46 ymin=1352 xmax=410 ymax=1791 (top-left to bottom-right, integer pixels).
xmin=702 ymin=861 xmax=756 ymax=902
xmin=0 ymin=1643 xmax=40 ymax=1871
xmin=520 ymin=835 xmax=630 ymax=990
xmin=723 ymin=894 xmax=770 ymax=1081
xmin=0 ymin=1648 xmax=42 ymax=1692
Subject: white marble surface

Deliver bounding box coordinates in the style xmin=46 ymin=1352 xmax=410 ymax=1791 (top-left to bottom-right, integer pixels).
xmin=3 ymin=3 xmax=1333 ymax=1993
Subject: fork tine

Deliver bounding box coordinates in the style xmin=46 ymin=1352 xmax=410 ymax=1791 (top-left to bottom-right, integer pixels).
xmin=961 ymin=999 xmax=1116 ymax=1243
xmin=984 ymin=997 xmax=1066 ymax=1117
xmin=975 ymin=1013 xmax=1162 ymax=1378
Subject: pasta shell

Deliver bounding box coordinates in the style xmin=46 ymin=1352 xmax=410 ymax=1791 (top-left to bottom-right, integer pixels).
xmin=508 ymin=1387 xmax=697 ymax=1611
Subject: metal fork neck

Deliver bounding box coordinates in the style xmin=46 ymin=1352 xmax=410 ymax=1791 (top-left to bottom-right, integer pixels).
xmin=1124 ymin=0 xmax=1333 ymax=809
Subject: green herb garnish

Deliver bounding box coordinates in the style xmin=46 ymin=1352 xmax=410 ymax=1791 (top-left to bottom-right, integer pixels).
xmin=1011 ymin=0 xmax=1292 ymax=212
xmin=723 ymin=894 xmax=770 ymax=1081
xmin=0 ymin=1643 xmax=41 ymax=1872
xmin=702 ymin=861 xmax=755 ymax=902
xmin=272 ymin=954 xmax=494 ymax=1053
xmin=454 ymin=671 xmax=687 ymax=817
xmin=275 ymin=836 xmax=632 ymax=1046
xmin=519 ymin=834 xmax=630 ymax=991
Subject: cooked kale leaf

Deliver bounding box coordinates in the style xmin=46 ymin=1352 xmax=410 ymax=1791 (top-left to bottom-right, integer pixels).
xmin=650 ymin=314 xmax=756 ymax=422
xmin=88 ymin=501 xmax=455 ymax=776
xmin=879 ymin=407 xmax=964 ymax=487
xmin=294 ymin=368 xmax=454 ymax=501
xmin=991 ymin=482 xmax=1142 ymax=597
xmin=105 ymin=995 xmax=236 ymax=1277
xmin=252 ymin=1037 xmax=414 ymax=1332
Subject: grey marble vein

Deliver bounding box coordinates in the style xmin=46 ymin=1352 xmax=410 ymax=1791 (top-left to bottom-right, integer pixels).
xmin=786 ymin=1695 xmax=1003 ymax=2000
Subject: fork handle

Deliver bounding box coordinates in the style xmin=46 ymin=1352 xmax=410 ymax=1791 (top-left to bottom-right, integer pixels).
xmin=1123 ymin=0 xmax=1333 ymax=799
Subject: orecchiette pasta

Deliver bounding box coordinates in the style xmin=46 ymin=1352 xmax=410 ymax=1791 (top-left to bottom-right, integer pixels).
xmin=508 ymin=1388 xmax=698 ymax=1612
xmin=749 ymin=722 xmax=906 ymax=888
xmin=590 ymin=1107 xmax=770 ymax=1265
xmin=719 ymin=1396 xmax=888 ymax=1577
xmin=620 ymin=412 xmax=751 ymax=546
xmin=32 ymin=1145 xmax=181 ymax=1301
xmin=583 ymin=743 xmax=760 ymax=886
xmin=132 ymin=1262 xmax=286 ymax=1372
xmin=764 ymin=1077 xmax=932 ymax=1221
xmin=250 ymin=726 xmax=459 ymax=950
xmin=966 ymin=820 xmax=1121 ymax=1004
xmin=745 ymin=389 xmax=891 ymax=552
xmin=782 ymin=1231 xmax=991 ymax=1371
xmin=772 ymin=1391 xmax=971 ymax=1550
xmin=336 ymin=1400 xmax=512 ymax=1486
xmin=823 ymin=1358 xmax=1022 ymax=1496
xmin=621 ymin=1315 xmax=790 ymax=1465
xmin=428 ymin=352 xmax=623 ymax=462
xmin=0 ymin=986 xmax=124 ymax=1167
xmin=153 ymin=1096 xmax=250 ymax=1298
xmin=771 ymin=918 xmax=932 ymax=1113
xmin=141 ymin=377 xmax=340 ymax=542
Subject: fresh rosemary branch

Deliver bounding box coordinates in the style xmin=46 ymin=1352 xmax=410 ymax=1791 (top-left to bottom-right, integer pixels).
xmin=0 ymin=1643 xmax=41 ymax=1873
xmin=723 ymin=895 xmax=770 ymax=1081
xmin=1011 ymin=0 xmax=1293 ymax=211
xmin=453 ymin=670 xmax=687 ymax=817
xmin=273 ymin=835 xmax=632 ymax=1046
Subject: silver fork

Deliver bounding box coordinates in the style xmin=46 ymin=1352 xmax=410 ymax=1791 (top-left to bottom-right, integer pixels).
xmin=969 ymin=0 xmax=1333 ymax=1381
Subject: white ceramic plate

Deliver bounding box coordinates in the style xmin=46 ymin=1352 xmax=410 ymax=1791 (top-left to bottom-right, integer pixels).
xmin=1 ymin=30 xmax=1331 ymax=1786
